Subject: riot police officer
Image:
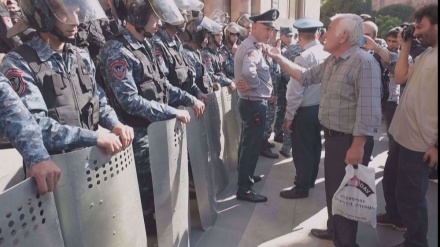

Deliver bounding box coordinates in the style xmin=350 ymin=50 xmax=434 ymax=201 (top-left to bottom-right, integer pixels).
xmin=180 ymin=17 xmax=221 ymax=94
xmin=0 ymin=73 xmax=61 ymax=194
xmin=201 ymin=19 xmax=236 ymax=90
xmin=1 ymin=0 xmax=130 ymax=155
xmin=152 ymin=0 xmax=207 ymax=101
xmin=220 ymin=22 xmax=246 ymax=80
xmin=98 ymin=0 xmax=204 ymax=235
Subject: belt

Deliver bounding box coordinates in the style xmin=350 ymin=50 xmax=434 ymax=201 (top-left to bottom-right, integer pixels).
xmin=322 ymin=127 xmax=350 ymax=137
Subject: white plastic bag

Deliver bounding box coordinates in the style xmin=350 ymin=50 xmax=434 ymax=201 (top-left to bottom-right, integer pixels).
xmin=332 ymin=165 xmax=377 ymax=227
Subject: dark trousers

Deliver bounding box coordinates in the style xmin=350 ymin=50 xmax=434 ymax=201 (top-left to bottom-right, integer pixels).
xmin=324 ymin=133 xmax=374 ymax=247
xmin=237 ymin=98 xmax=267 ymax=191
xmin=382 ymin=138 xmax=430 ymax=247
xmin=290 ymin=105 xmax=321 ymax=192
xmin=384 ymin=101 xmax=398 ymax=149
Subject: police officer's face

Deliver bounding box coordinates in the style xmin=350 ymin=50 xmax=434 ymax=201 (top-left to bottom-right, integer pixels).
xmin=413 ymin=16 xmax=438 ymax=47
xmin=254 ymin=23 xmax=274 ymax=43
xmin=144 ymin=13 xmax=162 ymax=35
xmin=281 ymin=34 xmax=293 ymax=45
xmin=229 ymin=33 xmax=238 ymax=44
xmin=214 ymin=33 xmax=223 ymax=46
xmin=54 ymin=7 xmax=80 ymax=38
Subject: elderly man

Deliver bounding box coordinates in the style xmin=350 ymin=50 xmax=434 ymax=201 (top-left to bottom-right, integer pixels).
xmin=235 ymin=9 xmax=279 ymax=203
xmin=266 ymin=14 xmax=382 ymax=246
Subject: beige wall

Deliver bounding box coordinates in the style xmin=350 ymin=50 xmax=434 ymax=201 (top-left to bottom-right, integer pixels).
xmin=203 ymin=0 xmax=321 ymax=27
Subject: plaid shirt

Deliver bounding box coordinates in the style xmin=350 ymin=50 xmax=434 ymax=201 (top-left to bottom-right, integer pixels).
xmin=300 ymin=46 xmax=382 ymax=136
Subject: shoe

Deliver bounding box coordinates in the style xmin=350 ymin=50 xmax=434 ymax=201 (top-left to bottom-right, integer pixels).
xmin=310 ymin=228 xmax=333 ymax=240
xmin=253 ymin=175 xmax=262 ymax=183
xmin=376 ymin=213 xmax=407 ymax=231
xmin=260 ymin=148 xmax=279 ymax=159
xmin=262 ymin=139 xmax=275 ymax=148
xmin=236 ymin=189 xmax=268 ymax=203
xmin=280 ymin=187 xmax=308 ymax=199
xmin=279 ymin=149 xmax=291 ymax=158
xmin=274 ymin=135 xmax=283 ymax=143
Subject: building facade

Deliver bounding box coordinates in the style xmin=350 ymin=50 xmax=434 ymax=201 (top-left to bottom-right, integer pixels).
xmin=202 ymin=0 xmax=321 ymax=28
xmin=372 ymin=0 xmax=438 ymax=11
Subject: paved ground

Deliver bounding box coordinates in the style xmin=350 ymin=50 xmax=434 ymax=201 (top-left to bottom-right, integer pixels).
xmin=1 ymin=124 xmax=437 ymax=247
xmin=188 ymin=124 xmax=438 ymax=247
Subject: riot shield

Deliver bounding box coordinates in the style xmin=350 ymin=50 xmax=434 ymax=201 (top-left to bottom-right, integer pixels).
xmin=148 ymin=119 xmax=190 ymax=247
xmin=50 ymin=146 xmax=147 ymax=247
xmin=186 ymin=91 xmax=229 ymax=230
xmin=221 ymin=87 xmax=241 ymax=172
xmin=0 ymin=178 xmax=64 ymax=247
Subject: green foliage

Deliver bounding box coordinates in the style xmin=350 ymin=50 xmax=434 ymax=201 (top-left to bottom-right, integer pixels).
xmin=376 ymin=15 xmax=402 ymax=38
xmin=320 ymin=0 xmax=372 ymax=27
xmin=376 ymin=4 xmax=415 ymax=22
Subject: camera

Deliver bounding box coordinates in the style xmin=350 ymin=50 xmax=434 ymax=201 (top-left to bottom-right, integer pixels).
xmin=401 ymin=23 xmax=415 ymax=41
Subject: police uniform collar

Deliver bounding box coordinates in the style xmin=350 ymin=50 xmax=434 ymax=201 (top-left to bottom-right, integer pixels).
xmin=120 ymin=28 xmax=143 ymax=50
xmin=247 ymin=34 xmax=259 ymax=46
xmin=29 ymin=35 xmax=74 ymax=62
xmin=302 ymin=40 xmax=321 ymax=50
xmin=204 ymin=45 xmax=218 ymax=54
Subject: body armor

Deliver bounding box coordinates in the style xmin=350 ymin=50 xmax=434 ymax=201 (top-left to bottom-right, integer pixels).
xmin=104 ymin=34 xmax=168 ymax=128
xmin=14 ymin=44 xmax=99 ymax=131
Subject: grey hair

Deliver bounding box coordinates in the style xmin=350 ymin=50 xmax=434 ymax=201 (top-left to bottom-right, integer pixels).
xmin=330 ymin=14 xmax=364 ymax=46
xmin=363 ymin=21 xmax=378 ymax=38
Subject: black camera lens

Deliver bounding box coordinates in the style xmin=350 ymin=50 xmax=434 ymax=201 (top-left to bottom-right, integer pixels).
xmin=401 ymin=24 xmax=415 ymax=41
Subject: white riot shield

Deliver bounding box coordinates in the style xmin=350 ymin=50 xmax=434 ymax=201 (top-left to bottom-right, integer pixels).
xmin=186 ymin=92 xmax=229 ymax=230
xmin=148 ymin=119 xmax=190 ymax=247
xmin=50 ymin=146 xmax=147 ymax=247
xmin=0 ymin=178 xmax=64 ymax=247
xmin=221 ymin=87 xmax=241 ymax=172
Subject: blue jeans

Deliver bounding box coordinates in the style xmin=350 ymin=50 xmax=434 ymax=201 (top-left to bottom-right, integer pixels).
xmin=383 ymin=139 xmax=430 ymax=247
xmin=237 ymin=98 xmax=267 ymax=191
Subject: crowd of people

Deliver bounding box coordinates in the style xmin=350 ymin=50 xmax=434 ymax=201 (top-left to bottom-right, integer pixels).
xmin=0 ymin=0 xmax=437 ymax=246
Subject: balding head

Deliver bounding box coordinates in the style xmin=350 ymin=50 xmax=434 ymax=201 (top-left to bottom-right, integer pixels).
xmin=363 ymin=21 xmax=378 ymax=39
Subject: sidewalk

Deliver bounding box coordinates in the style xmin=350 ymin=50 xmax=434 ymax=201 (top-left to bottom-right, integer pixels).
xmin=189 ymin=125 xmax=438 ymax=247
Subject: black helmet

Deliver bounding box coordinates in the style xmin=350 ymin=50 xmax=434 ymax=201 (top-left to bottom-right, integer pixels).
xmin=10 ymin=0 xmax=106 ymax=42
xmin=181 ymin=17 xmax=220 ymax=48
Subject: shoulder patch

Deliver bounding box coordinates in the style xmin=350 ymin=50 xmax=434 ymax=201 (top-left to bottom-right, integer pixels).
xmin=247 ymin=50 xmax=260 ymax=62
xmin=5 ymin=68 xmax=26 ymax=96
xmin=109 ymin=59 xmax=128 ymax=80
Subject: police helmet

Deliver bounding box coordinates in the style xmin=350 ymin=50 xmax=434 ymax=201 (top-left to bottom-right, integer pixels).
xmin=224 ymin=22 xmax=246 ymax=44
xmin=181 ymin=16 xmax=220 ymax=47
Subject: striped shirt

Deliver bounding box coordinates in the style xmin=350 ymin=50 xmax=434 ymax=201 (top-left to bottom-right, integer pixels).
xmin=299 ymin=46 xmax=382 ymax=136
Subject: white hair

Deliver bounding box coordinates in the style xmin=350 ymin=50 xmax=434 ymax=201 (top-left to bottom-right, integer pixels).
xmin=363 ymin=21 xmax=378 ymax=38
xmin=330 ymin=14 xmax=364 ymax=46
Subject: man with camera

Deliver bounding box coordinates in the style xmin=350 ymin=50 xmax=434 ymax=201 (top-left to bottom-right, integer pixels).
xmin=382 ymin=4 xmax=437 ymax=247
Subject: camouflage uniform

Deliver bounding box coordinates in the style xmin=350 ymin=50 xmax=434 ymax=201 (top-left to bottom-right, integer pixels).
xmin=98 ymin=27 xmax=197 ymax=227
xmin=219 ymin=44 xmax=235 ymax=80
xmin=0 ymin=2 xmax=21 ymax=53
xmin=182 ymin=43 xmax=214 ymax=94
xmin=1 ymin=35 xmax=121 ymax=152
xmin=152 ymin=28 xmax=202 ymax=97
xmin=0 ymin=74 xmax=50 ymax=167
xmin=201 ymin=46 xmax=233 ymax=87
xmin=274 ymin=43 xmax=302 ymax=152
xmin=263 ymin=52 xmax=280 ymax=141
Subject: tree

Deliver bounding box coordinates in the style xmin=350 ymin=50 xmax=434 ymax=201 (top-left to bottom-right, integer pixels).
xmin=376 ymin=15 xmax=402 ymax=39
xmin=376 ymin=4 xmax=415 ymax=22
xmin=320 ymin=0 xmax=372 ymax=27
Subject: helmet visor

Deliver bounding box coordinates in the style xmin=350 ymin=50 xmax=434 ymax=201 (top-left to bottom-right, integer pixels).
xmin=226 ymin=22 xmax=247 ymax=36
xmin=150 ymin=0 xmax=184 ymax=26
xmin=200 ymin=17 xmax=223 ymax=33
xmin=45 ymin=0 xmax=106 ymax=25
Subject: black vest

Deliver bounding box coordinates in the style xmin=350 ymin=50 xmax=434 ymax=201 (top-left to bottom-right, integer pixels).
xmin=155 ymin=33 xmax=194 ymax=93
xmin=102 ymin=34 xmax=168 ymax=128
xmin=14 ymin=44 xmax=99 ymax=131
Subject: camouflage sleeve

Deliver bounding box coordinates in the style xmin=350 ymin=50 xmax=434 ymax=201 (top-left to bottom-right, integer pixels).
xmin=282 ymin=44 xmax=303 ymax=81
xmin=79 ymin=49 xmax=121 ymax=130
xmin=181 ymin=49 xmax=203 ymax=96
xmin=166 ymin=81 xmax=196 ymax=108
xmin=1 ymin=52 xmax=99 ymax=152
xmin=0 ymin=78 xmax=50 ymax=167
xmin=201 ymin=50 xmax=232 ymax=87
xmin=98 ymin=42 xmax=179 ymax=122
xmin=220 ymin=48 xmax=235 ymax=80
